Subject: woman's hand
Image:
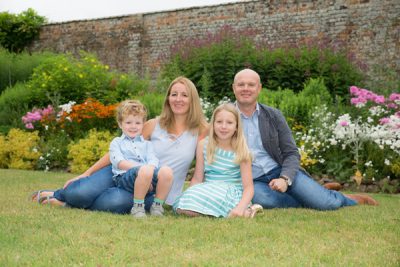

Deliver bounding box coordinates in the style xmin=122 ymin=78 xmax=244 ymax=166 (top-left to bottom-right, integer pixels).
xmin=269 ymin=178 xmax=288 ymax=193
xmin=63 ymin=175 xmax=85 ymax=189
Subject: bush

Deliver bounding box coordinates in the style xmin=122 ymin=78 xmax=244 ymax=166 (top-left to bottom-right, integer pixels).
xmin=0 ymin=49 xmax=55 ymax=94
xmin=37 ymin=131 xmax=70 ymax=171
xmin=0 ymin=82 xmax=33 ymax=130
xmin=0 ymin=9 xmax=46 ymax=53
xmin=0 ymin=128 xmax=41 ymax=170
xmin=67 ymin=129 xmax=114 ymax=173
xmin=259 ymin=78 xmax=333 ymax=125
xmin=161 ymin=25 xmax=363 ymax=101
xmin=136 ymin=93 xmax=165 ymax=119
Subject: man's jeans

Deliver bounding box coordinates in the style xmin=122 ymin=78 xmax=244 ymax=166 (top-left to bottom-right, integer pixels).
xmin=252 ymin=167 xmax=357 ymax=210
xmin=53 ymin=165 xmax=154 ymax=214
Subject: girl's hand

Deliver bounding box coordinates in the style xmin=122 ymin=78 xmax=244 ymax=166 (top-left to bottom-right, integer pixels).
xmin=228 ymin=206 xmax=247 ymax=218
xmin=269 ymin=178 xmax=288 ymax=193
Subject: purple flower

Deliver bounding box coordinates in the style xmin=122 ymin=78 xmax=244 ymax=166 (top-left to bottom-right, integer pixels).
xmin=389 ymin=93 xmax=400 ymax=102
xmin=25 ymin=123 xmax=34 ymax=129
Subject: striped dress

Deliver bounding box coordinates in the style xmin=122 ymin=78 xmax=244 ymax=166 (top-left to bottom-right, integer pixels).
xmin=173 ymin=143 xmax=243 ymax=217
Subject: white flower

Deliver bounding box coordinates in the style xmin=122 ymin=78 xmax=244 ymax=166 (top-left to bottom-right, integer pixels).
xmin=384 ymin=159 xmax=391 ymax=165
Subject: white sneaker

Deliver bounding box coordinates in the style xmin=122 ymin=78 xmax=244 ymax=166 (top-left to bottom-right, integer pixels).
xmin=150 ymin=202 xmax=164 ymax=217
xmin=131 ymin=203 xmax=147 ymax=218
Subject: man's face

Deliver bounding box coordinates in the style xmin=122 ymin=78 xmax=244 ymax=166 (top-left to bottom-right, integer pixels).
xmin=232 ymin=70 xmax=262 ymax=106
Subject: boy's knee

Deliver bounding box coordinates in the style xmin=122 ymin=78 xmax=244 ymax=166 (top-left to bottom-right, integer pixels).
xmin=138 ymin=165 xmax=155 ymax=178
xmin=158 ymin=166 xmax=173 ymax=182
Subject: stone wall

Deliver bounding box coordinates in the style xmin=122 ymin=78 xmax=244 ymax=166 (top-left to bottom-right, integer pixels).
xmin=30 ymin=0 xmax=400 ymax=79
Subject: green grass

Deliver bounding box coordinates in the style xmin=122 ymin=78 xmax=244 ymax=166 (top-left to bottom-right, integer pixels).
xmin=1 ymin=169 xmax=399 ymax=266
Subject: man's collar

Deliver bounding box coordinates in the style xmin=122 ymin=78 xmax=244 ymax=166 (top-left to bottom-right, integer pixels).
xmin=234 ymin=101 xmax=260 ymax=117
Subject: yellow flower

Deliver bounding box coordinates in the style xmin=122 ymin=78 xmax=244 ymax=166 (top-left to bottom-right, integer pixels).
xmin=104 ymin=65 xmax=109 ymax=70
xmin=64 ymin=67 xmax=68 ymax=72
xmin=78 ymin=74 xmax=84 ymax=79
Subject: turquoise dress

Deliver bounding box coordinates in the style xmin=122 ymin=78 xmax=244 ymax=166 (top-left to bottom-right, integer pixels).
xmin=173 ymin=143 xmax=243 ymax=218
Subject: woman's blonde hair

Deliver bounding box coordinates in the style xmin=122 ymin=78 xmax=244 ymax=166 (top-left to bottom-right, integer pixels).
xmin=159 ymin=76 xmax=207 ymax=133
xmin=206 ymin=103 xmax=252 ymax=164
xmin=116 ymin=99 xmax=147 ymax=124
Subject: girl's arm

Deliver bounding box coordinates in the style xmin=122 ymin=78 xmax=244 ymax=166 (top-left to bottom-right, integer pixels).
xmin=228 ymin=160 xmax=254 ymax=218
xmin=189 ymin=140 xmax=205 ymax=187
xmin=63 ymin=153 xmax=111 ymax=188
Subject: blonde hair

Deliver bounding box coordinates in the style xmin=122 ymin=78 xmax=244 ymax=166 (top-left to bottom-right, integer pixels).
xmin=206 ymin=103 xmax=252 ymax=164
xmin=116 ymin=100 xmax=147 ymax=124
xmin=159 ymin=76 xmax=207 ymax=133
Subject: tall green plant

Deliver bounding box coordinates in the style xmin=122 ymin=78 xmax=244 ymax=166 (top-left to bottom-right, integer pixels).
xmin=0 ymin=9 xmax=46 ymax=53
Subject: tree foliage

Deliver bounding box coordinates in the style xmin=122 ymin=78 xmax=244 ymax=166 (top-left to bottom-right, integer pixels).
xmin=0 ymin=8 xmax=46 ymax=53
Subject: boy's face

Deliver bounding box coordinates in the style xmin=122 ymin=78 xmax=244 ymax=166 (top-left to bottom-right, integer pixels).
xmin=119 ymin=114 xmax=144 ymax=138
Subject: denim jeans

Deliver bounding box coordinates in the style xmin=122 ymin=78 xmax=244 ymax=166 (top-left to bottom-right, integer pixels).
xmin=114 ymin=166 xmax=159 ymax=194
xmin=53 ymin=165 xmax=155 ymax=214
xmin=252 ymin=167 xmax=357 ymax=210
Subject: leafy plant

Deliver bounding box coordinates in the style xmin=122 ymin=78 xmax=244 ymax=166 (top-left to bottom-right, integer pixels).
xmin=0 ymin=9 xmax=46 ymax=53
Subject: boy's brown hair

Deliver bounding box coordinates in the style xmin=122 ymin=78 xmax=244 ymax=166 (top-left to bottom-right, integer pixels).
xmin=116 ymin=100 xmax=147 ymax=124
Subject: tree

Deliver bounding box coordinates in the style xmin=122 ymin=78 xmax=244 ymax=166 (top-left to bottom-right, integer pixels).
xmin=0 ymin=8 xmax=46 ymax=53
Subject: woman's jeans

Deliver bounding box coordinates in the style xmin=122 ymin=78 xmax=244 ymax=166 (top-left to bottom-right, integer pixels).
xmin=252 ymin=167 xmax=357 ymax=210
xmin=53 ymin=165 xmax=154 ymax=214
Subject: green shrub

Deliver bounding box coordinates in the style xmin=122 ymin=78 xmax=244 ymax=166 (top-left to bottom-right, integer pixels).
xmin=0 ymin=128 xmax=41 ymax=170
xmin=136 ymin=93 xmax=164 ymax=119
xmin=161 ymin=26 xmax=363 ymax=101
xmin=0 ymin=82 xmax=32 ymax=129
xmin=0 ymin=8 xmax=46 ymax=53
xmin=0 ymin=49 xmax=55 ymax=94
xmin=37 ymin=131 xmax=70 ymax=171
xmin=67 ymin=129 xmax=114 ymax=174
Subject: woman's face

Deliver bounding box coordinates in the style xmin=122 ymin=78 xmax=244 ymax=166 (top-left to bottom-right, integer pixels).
xmin=168 ymin=82 xmax=190 ymax=115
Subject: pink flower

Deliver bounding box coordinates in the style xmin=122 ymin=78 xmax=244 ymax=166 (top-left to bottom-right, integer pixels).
xmin=389 ymin=93 xmax=400 ymax=101
xmin=25 ymin=123 xmax=34 ymax=129
xmin=373 ymin=95 xmax=385 ymax=104
xmin=340 ymin=121 xmax=349 ymax=126
xmin=387 ymin=103 xmax=398 ymax=109
xmin=349 ymin=86 xmax=359 ymax=95
xmin=379 ymin=118 xmax=390 ymax=125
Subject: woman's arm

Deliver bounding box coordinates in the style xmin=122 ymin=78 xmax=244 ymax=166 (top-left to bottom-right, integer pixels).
xmin=228 ymin=160 xmax=254 ymax=218
xmin=142 ymin=118 xmax=157 ymax=140
xmin=189 ymin=140 xmax=205 ymax=187
xmin=63 ymin=153 xmax=111 ymax=188
xmin=198 ymin=124 xmax=209 ymax=141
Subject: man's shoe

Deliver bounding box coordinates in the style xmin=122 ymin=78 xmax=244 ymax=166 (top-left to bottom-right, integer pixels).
xmin=323 ymin=182 xmax=342 ymax=191
xmin=345 ymin=194 xmax=379 ymax=206
xmin=131 ymin=203 xmax=147 ymax=218
xmin=150 ymin=202 xmax=164 ymax=217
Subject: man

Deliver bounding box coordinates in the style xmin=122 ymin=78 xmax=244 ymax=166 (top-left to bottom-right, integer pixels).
xmin=232 ymin=68 xmax=378 ymax=209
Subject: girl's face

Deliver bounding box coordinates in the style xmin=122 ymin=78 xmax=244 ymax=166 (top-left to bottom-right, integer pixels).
xmin=168 ymin=82 xmax=190 ymax=115
xmin=213 ymin=110 xmax=237 ymax=142
xmin=119 ymin=114 xmax=144 ymax=138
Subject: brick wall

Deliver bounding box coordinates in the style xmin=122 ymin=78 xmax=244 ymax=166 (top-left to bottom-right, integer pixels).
xmin=30 ymin=0 xmax=400 ymax=79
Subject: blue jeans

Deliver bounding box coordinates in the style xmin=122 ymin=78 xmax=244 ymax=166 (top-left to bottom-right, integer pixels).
xmin=252 ymin=167 xmax=357 ymax=210
xmin=114 ymin=166 xmax=159 ymax=194
xmin=53 ymin=165 xmax=155 ymax=214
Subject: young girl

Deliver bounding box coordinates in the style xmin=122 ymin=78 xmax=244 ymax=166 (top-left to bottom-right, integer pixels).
xmin=173 ymin=103 xmax=262 ymax=218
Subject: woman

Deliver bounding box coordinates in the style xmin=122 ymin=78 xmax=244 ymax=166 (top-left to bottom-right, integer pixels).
xmin=31 ymin=77 xmax=208 ymax=213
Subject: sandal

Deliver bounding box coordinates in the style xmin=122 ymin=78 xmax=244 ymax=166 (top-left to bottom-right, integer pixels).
xmin=248 ymin=204 xmax=263 ymax=218
xmin=29 ymin=190 xmax=55 ymax=203
xmin=38 ymin=196 xmax=67 ymax=207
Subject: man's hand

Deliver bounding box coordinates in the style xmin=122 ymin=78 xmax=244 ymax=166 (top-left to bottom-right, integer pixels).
xmin=269 ymin=178 xmax=288 ymax=193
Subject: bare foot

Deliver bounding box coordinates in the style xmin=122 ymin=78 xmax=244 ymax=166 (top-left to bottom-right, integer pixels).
xmin=323 ymin=182 xmax=342 ymax=191
xmin=345 ymin=194 xmax=379 ymax=206
xmin=31 ymin=191 xmax=54 ymax=202
xmin=40 ymin=196 xmax=66 ymax=207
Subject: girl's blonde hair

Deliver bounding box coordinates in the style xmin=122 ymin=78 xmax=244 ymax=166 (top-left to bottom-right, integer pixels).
xmin=206 ymin=103 xmax=252 ymax=164
xmin=159 ymin=76 xmax=207 ymax=133
xmin=116 ymin=100 xmax=147 ymax=124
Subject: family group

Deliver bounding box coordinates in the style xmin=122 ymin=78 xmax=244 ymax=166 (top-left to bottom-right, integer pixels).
xmin=31 ymin=69 xmax=378 ymax=218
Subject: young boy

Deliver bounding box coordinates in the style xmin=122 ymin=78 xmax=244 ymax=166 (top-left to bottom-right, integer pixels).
xmin=110 ymin=100 xmax=173 ymax=218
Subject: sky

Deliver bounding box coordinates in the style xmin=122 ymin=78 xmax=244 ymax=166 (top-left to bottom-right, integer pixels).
xmin=0 ymin=0 xmax=242 ymax=23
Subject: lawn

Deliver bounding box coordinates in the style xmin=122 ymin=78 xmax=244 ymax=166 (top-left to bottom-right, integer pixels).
xmin=0 ymin=168 xmax=399 ymax=266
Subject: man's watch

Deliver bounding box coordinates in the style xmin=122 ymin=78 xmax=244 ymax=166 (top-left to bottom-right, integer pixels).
xmin=280 ymin=175 xmax=292 ymax=186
